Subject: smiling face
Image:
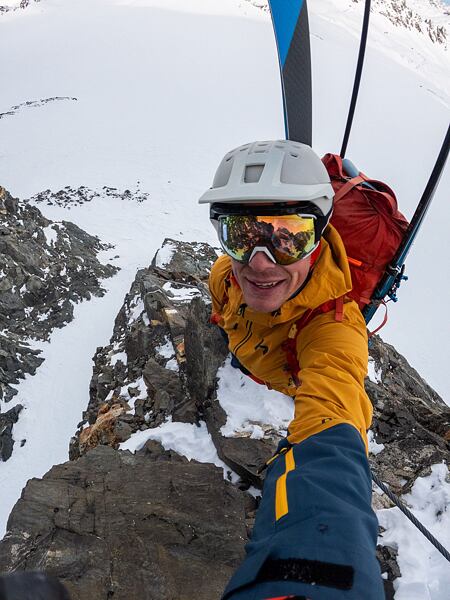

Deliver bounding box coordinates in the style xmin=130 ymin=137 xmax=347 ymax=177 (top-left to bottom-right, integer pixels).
xmin=231 ymin=250 xmax=311 ymax=313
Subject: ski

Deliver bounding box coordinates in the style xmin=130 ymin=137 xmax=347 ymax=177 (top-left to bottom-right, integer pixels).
xmin=363 ymin=124 xmax=450 ymax=323
xmin=268 ymin=1 xmax=449 ymax=326
xmin=268 ymin=0 xmax=312 ymax=145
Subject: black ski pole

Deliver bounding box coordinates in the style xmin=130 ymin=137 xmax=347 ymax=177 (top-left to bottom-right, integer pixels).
xmin=364 ymin=123 xmax=450 ymax=323
xmin=340 ymin=0 xmax=371 ymax=158
xmin=392 ymin=123 xmax=450 ymax=269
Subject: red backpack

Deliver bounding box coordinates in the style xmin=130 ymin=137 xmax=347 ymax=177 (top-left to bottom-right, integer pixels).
xmin=282 ymin=154 xmax=409 ymax=385
xmin=323 ymin=153 xmax=409 ymax=311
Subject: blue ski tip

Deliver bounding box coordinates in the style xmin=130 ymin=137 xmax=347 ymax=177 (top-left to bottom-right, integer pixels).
xmin=269 ymin=0 xmax=304 ymax=67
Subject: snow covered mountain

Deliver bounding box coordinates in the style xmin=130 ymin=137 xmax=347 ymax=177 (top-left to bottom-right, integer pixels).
xmin=249 ymin=0 xmax=449 ymax=44
xmin=371 ymin=0 xmax=448 ymax=45
xmin=0 ymin=0 xmax=449 ymax=598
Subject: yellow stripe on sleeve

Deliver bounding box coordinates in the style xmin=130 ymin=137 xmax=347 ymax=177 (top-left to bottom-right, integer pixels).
xmin=275 ymin=448 xmax=295 ymax=521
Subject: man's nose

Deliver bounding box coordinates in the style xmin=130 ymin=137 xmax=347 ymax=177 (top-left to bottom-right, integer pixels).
xmin=248 ymin=250 xmax=276 ymax=271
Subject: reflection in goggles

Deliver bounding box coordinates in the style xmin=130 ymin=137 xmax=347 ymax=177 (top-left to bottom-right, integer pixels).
xmin=220 ymin=214 xmax=316 ymax=265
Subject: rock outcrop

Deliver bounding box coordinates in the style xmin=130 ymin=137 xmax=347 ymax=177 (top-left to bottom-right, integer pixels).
xmin=368 ymin=335 xmax=449 ymax=495
xmin=28 ymin=184 xmax=150 ymax=208
xmin=69 ymin=239 xmax=224 ymax=455
xmin=0 ymin=239 xmax=448 ymax=599
xmin=0 ymin=444 xmax=248 ymax=600
xmin=69 ymin=239 xmax=277 ymax=487
xmin=0 ymin=186 xmax=118 ymax=460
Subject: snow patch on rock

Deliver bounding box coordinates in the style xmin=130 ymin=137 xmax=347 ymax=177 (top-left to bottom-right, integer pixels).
xmin=154 ymin=243 xmax=176 ymax=269
xmin=120 ymin=417 xmax=239 ymax=482
xmin=217 ymin=357 xmax=294 ymax=439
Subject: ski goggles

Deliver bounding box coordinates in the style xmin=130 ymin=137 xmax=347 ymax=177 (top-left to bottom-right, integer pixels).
xmin=210 ymin=205 xmax=319 ymax=265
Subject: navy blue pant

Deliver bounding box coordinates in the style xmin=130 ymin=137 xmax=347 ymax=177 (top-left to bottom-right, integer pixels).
xmin=222 ymin=425 xmax=384 ymax=600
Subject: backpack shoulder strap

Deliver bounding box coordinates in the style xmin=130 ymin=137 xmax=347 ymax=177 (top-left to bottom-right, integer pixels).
xmin=333 ymin=175 xmax=365 ymax=202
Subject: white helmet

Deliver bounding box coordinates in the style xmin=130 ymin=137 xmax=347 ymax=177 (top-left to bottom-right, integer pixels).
xmin=198 ymin=140 xmax=334 ymax=219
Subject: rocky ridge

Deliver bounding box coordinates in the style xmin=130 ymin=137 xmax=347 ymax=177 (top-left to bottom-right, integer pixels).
xmin=28 ymin=184 xmax=150 ymax=208
xmin=0 ymin=0 xmax=39 ymax=14
xmin=0 ymin=445 xmax=248 ymax=600
xmin=2 ymin=0 xmax=448 ymax=46
xmin=370 ymin=0 xmax=447 ymax=45
xmin=0 ymin=238 xmax=448 ymax=599
xmin=248 ymin=0 xmax=448 ymax=47
xmin=0 ymin=97 xmax=78 ymax=121
xmin=0 ymin=186 xmax=118 ymax=460
xmin=69 ymin=239 xmax=276 ymax=487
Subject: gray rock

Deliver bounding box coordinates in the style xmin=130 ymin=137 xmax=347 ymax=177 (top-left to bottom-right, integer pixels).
xmin=184 ymin=296 xmax=229 ymax=409
xmin=151 ymin=238 xmax=219 ymax=284
xmin=28 ymin=184 xmax=150 ymax=208
xmin=72 ymin=239 xmax=219 ymax=457
xmin=143 ymin=357 xmax=184 ymax=415
xmin=367 ymin=335 xmax=450 ymax=494
xmin=0 ymin=445 xmax=247 ymax=600
xmin=0 ymin=185 xmax=119 ymax=460
xmin=0 ymin=404 xmax=23 ymax=461
xmin=203 ymin=397 xmax=275 ymax=489
xmin=0 ymin=186 xmax=118 ymax=342
xmin=376 ymin=544 xmax=400 ymax=600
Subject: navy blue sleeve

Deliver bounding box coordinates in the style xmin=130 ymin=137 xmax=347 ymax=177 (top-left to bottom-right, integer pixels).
xmin=222 ymin=424 xmax=384 ymax=600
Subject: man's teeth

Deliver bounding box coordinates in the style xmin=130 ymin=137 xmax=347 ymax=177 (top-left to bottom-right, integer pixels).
xmin=253 ymin=281 xmax=278 ymax=288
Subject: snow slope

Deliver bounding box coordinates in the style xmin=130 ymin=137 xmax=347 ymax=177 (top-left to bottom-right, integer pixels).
xmin=0 ymin=0 xmax=449 ymax=597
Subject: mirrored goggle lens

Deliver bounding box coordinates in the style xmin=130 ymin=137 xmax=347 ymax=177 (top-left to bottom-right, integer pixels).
xmin=218 ymin=214 xmax=316 ymax=265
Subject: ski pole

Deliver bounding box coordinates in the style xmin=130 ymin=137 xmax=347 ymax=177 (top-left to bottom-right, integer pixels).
xmin=340 ymin=0 xmax=371 ymax=158
xmin=363 ymin=123 xmax=450 ymax=323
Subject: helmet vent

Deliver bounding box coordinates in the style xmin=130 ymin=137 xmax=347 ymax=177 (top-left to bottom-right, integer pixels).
xmin=290 ymin=153 xmax=299 ymax=158
xmin=244 ymin=164 xmax=264 ymax=183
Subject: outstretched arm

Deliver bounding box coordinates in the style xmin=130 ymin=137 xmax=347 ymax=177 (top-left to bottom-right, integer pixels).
xmin=222 ymin=302 xmax=384 ymax=599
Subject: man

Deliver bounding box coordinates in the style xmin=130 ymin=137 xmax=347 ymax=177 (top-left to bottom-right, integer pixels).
xmin=199 ymin=140 xmax=384 ymax=599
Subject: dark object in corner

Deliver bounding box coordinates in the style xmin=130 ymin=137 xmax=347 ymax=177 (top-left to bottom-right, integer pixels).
xmin=0 ymin=572 xmax=70 ymax=600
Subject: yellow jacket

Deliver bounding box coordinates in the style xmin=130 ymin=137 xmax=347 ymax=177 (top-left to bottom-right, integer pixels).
xmin=209 ymin=224 xmax=372 ymax=451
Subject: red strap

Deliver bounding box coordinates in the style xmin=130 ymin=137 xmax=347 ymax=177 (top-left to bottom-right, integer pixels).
xmin=335 ymin=295 xmax=344 ymax=322
xmin=309 ymin=240 xmax=322 ymax=266
xmin=368 ymin=301 xmax=389 ymax=337
xmin=333 ymin=176 xmax=365 ymax=202
xmin=263 ymin=597 xmax=298 ymax=600
xmin=229 ymin=273 xmax=239 ymax=287
xmin=333 ymin=171 xmax=399 ymax=216
xmin=282 ymin=296 xmax=346 ymax=384
xmin=358 ymin=294 xmax=372 ymax=305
